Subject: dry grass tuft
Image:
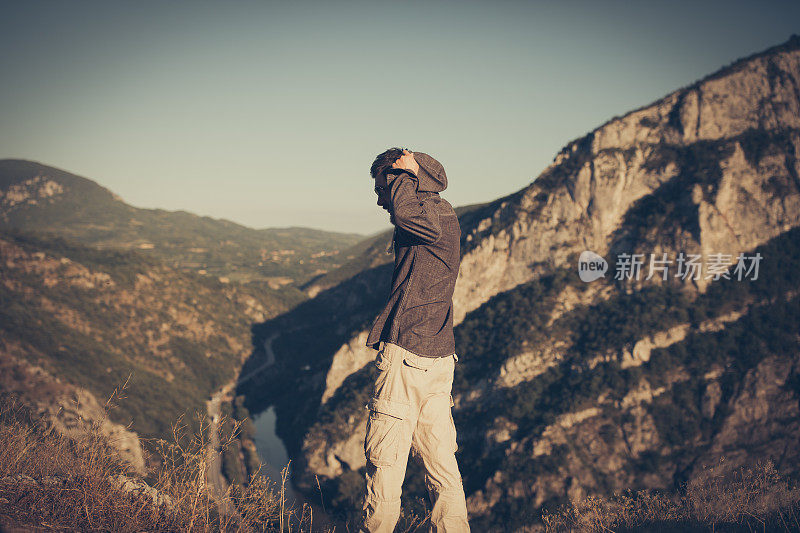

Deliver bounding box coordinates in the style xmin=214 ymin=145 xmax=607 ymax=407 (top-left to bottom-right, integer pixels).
xmin=542 ymin=459 xmax=800 ymax=532
xmin=0 ymin=392 xmax=326 ymax=532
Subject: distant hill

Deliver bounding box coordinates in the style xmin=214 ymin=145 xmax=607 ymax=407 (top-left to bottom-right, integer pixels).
xmin=0 ymin=159 xmax=364 ymax=286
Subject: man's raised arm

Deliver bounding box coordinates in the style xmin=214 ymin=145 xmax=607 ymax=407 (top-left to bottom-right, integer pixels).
xmin=387 ymin=170 xmax=441 ymax=243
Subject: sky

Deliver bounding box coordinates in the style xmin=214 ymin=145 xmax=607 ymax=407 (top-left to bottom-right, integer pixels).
xmin=1 ymin=1 xmax=799 ymax=235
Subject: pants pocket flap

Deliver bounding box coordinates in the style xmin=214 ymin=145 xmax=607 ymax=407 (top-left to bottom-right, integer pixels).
xmin=367 ymin=397 xmax=409 ymax=419
xmin=402 ymin=354 xmax=437 ymax=371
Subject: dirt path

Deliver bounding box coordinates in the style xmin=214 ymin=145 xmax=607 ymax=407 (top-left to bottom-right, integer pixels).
xmin=237 ymin=331 xmax=278 ymax=386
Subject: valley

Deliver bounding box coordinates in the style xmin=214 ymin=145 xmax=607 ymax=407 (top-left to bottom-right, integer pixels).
xmin=2 ymin=33 xmax=800 ymax=533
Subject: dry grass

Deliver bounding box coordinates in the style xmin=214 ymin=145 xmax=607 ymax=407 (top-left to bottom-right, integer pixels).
xmin=542 ymin=459 xmax=800 ymax=532
xmin=14 ymin=381 xmax=798 ymax=533
xmin=0 ymin=392 xmax=327 ymax=532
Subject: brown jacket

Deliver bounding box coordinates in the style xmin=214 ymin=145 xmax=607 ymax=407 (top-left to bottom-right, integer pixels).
xmin=366 ymin=152 xmax=461 ymax=358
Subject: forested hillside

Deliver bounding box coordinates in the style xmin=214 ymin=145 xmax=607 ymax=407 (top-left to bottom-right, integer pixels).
xmin=0 ymin=227 xmax=298 ymax=471
xmin=0 ymin=159 xmax=363 ymax=286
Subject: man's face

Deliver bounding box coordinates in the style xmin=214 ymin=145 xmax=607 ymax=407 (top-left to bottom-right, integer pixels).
xmin=374 ymin=173 xmax=391 ymax=214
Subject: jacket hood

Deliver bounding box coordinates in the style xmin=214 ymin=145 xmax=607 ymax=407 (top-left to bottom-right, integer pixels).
xmin=413 ymin=152 xmax=447 ymax=192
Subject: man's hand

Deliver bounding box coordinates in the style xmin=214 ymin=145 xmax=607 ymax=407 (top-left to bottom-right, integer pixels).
xmin=391 ymin=149 xmax=419 ymax=176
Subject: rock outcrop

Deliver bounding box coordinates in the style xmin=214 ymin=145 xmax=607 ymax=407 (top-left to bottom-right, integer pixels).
xmin=0 ymin=348 xmax=146 ymax=475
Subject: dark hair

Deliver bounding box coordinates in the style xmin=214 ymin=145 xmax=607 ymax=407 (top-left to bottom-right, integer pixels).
xmin=370 ymin=147 xmax=407 ymax=180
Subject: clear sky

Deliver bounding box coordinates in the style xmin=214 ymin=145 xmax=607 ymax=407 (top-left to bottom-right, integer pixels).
xmin=2 ymin=1 xmax=798 ymax=235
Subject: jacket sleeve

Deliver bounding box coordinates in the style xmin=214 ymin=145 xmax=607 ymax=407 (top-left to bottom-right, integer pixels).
xmin=387 ymin=171 xmax=441 ymax=244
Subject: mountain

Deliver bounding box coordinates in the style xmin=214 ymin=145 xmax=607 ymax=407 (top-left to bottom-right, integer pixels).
xmin=0 ymin=160 xmax=363 ymax=286
xmin=237 ymin=35 xmax=800 ymax=528
xmin=0 ymin=227 xmax=300 ymax=473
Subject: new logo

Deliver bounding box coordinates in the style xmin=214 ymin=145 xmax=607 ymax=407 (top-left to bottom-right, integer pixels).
xmin=578 ymin=250 xmax=608 ymax=282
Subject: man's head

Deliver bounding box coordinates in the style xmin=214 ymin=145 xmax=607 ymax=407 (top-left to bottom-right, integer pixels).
xmin=370 ymin=147 xmax=406 ymax=212
xmin=370 ymin=147 xmax=406 ymax=181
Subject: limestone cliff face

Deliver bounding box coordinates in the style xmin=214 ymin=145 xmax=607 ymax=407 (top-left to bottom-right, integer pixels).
xmin=318 ymin=36 xmax=800 ymax=412
xmin=463 ymin=348 xmax=800 ymax=528
xmin=453 ymin=42 xmax=800 ymax=305
xmin=694 ymin=352 xmax=800 ymax=479
xmin=238 ymin=37 xmax=800 ymax=527
xmin=289 ymin=36 xmax=800 ymax=481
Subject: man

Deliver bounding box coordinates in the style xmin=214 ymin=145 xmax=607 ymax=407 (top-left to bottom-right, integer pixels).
xmin=360 ymin=148 xmax=470 ymax=532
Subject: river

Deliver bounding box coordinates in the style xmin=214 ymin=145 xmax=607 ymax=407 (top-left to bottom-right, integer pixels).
xmin=251 ymin=406 xmax=301 ymax=504
xmin=243 ymin=332 xmax=305 ymax=507
xmin=244 ymin=332 xmax=338 ymax=528
xmin=252 ymin=405 xmax=339 ymax=530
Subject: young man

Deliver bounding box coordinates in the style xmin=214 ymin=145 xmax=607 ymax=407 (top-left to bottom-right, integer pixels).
xmin=360 ymin=148 xmax=470 ymax=532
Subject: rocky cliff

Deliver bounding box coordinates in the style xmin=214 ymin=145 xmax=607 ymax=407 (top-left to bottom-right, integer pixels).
xmin=239 ymin=35 xmax=800 ymax=528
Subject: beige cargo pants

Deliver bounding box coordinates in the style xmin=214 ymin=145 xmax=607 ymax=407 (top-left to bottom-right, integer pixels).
xmin=360 ymin=342 xmax=470 ymax=532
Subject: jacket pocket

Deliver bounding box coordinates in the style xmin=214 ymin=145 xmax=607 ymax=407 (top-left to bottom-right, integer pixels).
xmin=364 ymin=397 xmax=409 ymax=467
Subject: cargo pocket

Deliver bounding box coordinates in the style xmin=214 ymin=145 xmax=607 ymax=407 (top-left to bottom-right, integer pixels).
xmin=364 ymin=397 xmax=409 ymax=467
xmin=448 ymin=394 xmax=458 ymax=453
xmin=402 ymin=353 xmax=438 ymax=371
